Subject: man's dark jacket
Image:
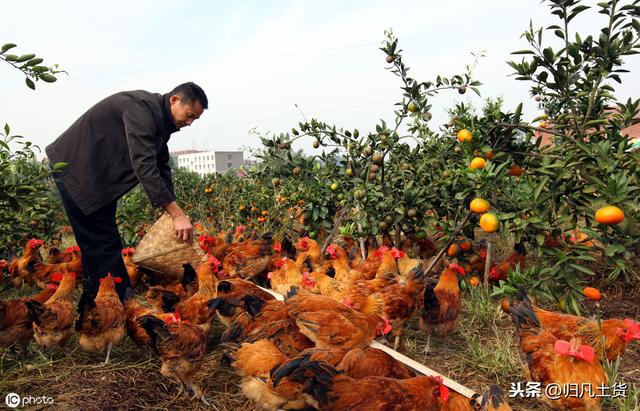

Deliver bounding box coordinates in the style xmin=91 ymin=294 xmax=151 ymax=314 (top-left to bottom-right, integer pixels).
xmin=46 ymin=90 xmax=178 ymax=215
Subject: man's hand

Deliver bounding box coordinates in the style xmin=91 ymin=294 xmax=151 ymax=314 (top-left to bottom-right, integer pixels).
xmin=172 ymin=215 xmax=193 ymax=243
xmin=164 ymin=201 xmax=193 ymax=243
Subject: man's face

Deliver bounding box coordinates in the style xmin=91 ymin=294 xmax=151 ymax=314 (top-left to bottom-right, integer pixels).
xmin=169 ymin=95 xmax=204 ymax=129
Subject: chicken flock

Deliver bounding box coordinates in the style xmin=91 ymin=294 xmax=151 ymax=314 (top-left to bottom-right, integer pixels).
xmin=1 ymin=227 xmax=638 ymax=410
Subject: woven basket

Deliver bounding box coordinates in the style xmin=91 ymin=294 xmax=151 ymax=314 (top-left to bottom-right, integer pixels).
xmin=132 ymin=213 xmax=206 ymax=278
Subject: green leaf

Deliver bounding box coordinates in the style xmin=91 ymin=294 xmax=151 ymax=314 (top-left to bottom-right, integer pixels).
xmin=15 ymin=53 xmax=35 ymax=63
xmin=533 ymin=176 xmax=549 ymax=202
xmin=604 ymin=244 xmax=625 ymax=257
xmin=585 ymin=119 xmax=609 ymax=127
xmin=39 ymin=73 xmax=57 ymax=83
xmin=25 ymin=78 xmax=35 ymax=90
xmin=511 ymin=50 xmax=535 ymax=55
xmin=24 ymin=58 xmax=43 ymax=67
xmin=570 ymin=264 xmax=596 ymax=276
xmin=514 ymin=103 xmax=522 ymax=120
xmin=52 ymin=162 xmax=68 ymax=171
xmin=1 ymin=43 xmax=17 ymax=53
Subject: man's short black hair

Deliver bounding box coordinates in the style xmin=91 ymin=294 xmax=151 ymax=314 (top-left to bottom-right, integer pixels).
xmin=170 ymin=82 xmax=208 ymax=109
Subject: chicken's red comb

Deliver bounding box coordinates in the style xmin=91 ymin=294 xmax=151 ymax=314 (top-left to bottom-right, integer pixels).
xmin=554 ymin=339 xmax=595 ymax=363
xmin=623 ymin=318 xmax=640 ymax=341
xmin=28 ymin=239 xmax=43 ymax=247
xmin=374 ymin=246 xmax=390 ymax=258
xmin=99 ymin=273 xmax=122 ymax=284
xmin=297 ymin=237 xmax=310 ymax=249
xmin=391 ymin=248 xmax=404 ymax=258
xmin=432 ymin=376 xmax=449 ymax=402
xmin=301 ymin=271 xmax=316 ymax=288
xmin=72 ymin=246 xmax=80 ymax=252
xmin=164 ymin=313 xmax=180 ymax=324
xmin=65 ymin=247 xmax=74 ymax=253
xmin=275 ymin=257 xmax=287 ymax=268
xmin=381 ymin=317 xmax=392 ymax=335
xmin=448 ymin=263 xmax=466 ymax=276
xmin=52 ymin=272 xmax=64 ymax=282
xmin=208 ymin=255 xmax=221 ymax=268
xmin=199 ymin=235 xmax=215 ymax=244
xmin=326 ymin=243 xmax=338 ymax=255
xmin=47 ymin=283 xmax=59 ymax=290
xmin=489 ymin=266 xmax=499 ymax=280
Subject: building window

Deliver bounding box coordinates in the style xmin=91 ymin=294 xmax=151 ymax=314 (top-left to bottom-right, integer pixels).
xmin=228 ymin=154 xmax=232 ymax=159
xmin=228 ymin=163 xmax=233 ymax=168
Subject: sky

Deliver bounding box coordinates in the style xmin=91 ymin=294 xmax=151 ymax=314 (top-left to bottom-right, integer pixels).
xmin=2 ymin=0 xmax=639 ymax=159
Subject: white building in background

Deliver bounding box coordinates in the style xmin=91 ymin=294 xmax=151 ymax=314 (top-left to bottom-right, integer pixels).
xmin=173 ymin=150 xmax=244 ymax=176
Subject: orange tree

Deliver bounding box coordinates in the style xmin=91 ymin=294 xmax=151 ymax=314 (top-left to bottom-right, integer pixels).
xmin=248 ymin=29 xmax=483 ymax=248
xmin=486 ymin=0 xmax=640 ymax=311
xmin=0 ymin=125 xmax=67 ymax=256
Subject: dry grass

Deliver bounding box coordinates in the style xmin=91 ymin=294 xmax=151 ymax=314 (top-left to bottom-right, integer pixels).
xmin=1 ymin=280 xmax=638 ymax=410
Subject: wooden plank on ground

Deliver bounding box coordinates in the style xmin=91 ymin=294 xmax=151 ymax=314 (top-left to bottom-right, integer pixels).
xmin=255 ymin=285 xmax=477 ymax=399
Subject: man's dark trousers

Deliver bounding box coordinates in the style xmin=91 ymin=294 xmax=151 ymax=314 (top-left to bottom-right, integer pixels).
xmin=53 ymin=176 xmax=132 ymax=302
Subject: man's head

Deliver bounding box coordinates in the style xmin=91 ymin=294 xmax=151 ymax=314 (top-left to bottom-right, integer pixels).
xmin=168 ymin=82 xmax=208 ymax=129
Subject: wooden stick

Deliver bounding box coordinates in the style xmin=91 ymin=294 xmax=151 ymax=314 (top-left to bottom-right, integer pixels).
xmin=322 ymin=209 xmax=345 ymax=253
xmin=423 ymin=211 xmax=472 ymax=277
xmin=254 ymin=285 xmax=477 ymax=399
xmin=369 ymin=341 xmax=476 ymax=399
xmin=483 ymin=240 xmax=493 ymax=290
xmin=354 ymin=205 xmax=366 ymax=260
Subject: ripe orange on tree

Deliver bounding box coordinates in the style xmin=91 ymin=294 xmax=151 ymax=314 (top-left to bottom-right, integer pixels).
xmin=447 ymin=243 xmax=460 ymax=257
xmin=469 ymin=276 xmax=481 ymax=287
xmin=470 ymin=198 xmax=491 ymax=214
xmin=508 ymin=165 xmax=524 ymax=177
xmin=460 ymin=241 xmax=472 ymax=251
xmin=457 ymin=129 xmax=473 ymax=143
xmin=479 ymin=213 xmax=500 ymax=233
xmin=594 ymin=205 xmax=624 ymax=225
xmin=469 ymin=157 xmax=486 ymax=169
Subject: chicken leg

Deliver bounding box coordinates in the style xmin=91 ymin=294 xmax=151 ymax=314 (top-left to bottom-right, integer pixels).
xmin=423 ymin=334 xmax=431 ymax=354
xmin=103 ymin=341 xmax=113 ymax=365
xmin=185 ymin=381 xmax=209 ymax=406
